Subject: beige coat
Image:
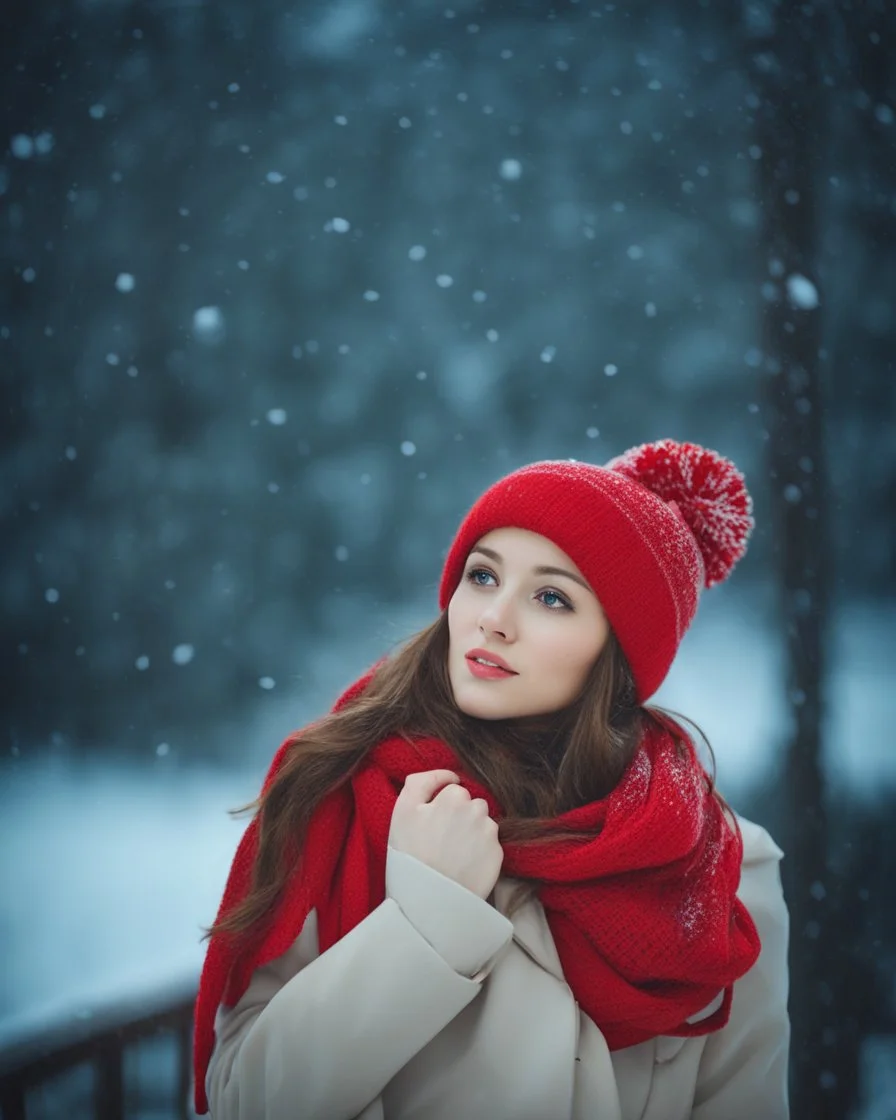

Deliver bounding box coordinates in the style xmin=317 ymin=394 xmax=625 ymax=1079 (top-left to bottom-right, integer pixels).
xmin=206 ymin=815 xmax=789 ymax=1120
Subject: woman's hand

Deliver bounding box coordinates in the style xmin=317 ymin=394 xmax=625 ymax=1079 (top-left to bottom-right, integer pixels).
xmin=388 ymin=769 xmax=504 ymax=900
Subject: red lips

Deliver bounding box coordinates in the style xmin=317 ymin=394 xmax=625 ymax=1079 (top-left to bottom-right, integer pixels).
xmin=464 ymin=648 xmax=517 ymax=674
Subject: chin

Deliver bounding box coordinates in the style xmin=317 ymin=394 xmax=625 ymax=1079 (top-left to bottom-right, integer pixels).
xmin=449 ymin=681 xmax=506 ymax=721
xmin=451 ymin=685 xmax=535 ymax=722
xmin=458 ymin=704 xmax=514 ymax=721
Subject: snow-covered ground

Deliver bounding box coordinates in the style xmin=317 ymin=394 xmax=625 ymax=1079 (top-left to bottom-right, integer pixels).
xmin=2 ymin=595 xmax=894 ymax=1114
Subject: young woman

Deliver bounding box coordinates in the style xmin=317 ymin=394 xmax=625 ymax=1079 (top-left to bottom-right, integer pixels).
xmin=193 ymin=439 xmax=790 ymax=1120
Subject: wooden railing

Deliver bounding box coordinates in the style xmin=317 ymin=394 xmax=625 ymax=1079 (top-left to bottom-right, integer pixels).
xmin=0 ymin=974 xmax=197 ymax=1120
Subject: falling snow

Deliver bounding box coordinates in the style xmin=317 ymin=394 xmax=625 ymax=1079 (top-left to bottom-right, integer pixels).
xmin=192 ymin=306 xmax=224 ymax=342
xmin=786 ymin=273 xmax=820 ymax=310
xmin=11 ymin=135 xmax=35 ymax=159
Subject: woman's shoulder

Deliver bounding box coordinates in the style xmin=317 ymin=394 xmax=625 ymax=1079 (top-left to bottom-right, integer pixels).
xmin=730 ymin=813 xmax=788 ymax=934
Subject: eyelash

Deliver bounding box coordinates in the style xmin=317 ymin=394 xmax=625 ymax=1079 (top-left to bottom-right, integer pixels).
xmin=464 ymin=567 xmax=574 ymax=612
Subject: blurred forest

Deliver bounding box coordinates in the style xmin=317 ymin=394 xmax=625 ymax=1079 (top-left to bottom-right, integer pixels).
xmin=2 ymin=0 xmax=895 ymax=1116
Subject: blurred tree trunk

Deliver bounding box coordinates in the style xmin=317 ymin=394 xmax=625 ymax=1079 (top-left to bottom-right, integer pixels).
xmin=744 ymin=2 xmax=843 ymax=1116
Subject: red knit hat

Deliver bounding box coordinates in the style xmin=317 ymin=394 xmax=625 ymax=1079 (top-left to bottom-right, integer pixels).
xmin=438 ymin=439 xmax=753 ymax=702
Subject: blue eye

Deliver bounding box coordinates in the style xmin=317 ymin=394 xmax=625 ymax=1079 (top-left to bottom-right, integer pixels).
xmin=464 ymin=568 xmax=572 ymax=611
xmin=538 ymin=589 xmax=572 ymax=611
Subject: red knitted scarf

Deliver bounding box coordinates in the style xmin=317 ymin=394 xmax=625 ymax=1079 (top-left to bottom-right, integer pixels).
xmin=193 ymin=690 xmax=759 ymax=1114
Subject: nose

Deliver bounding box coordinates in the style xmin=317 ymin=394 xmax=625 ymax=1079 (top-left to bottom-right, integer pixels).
xmin=478 ymin=595 xmax=516 ymax=641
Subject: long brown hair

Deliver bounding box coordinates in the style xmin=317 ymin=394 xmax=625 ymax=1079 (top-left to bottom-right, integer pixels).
xmin=210 ymin=611 xmax=716 ymax=940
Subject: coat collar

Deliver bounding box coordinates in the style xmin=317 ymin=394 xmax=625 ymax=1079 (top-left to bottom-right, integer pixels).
xmin=492 ymin=879 xmax=567 ymax=982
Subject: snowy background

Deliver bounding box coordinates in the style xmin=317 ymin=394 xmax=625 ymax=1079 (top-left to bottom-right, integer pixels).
xmin=2 ymin=0 xmax=895 ymax=1116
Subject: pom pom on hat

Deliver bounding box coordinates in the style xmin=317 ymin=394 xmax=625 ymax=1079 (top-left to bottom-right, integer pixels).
xmin=605 ymin=439 xmax=753 ymax=588
xmin=439 ymin=439 xmax=754 ymax=702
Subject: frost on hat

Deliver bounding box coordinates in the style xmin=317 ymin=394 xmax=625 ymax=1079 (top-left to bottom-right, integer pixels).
xmin=439 ymin=439 xmax=754 ymax=702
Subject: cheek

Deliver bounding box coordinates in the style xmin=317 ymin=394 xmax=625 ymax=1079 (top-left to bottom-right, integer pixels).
xmin=447 ymin=595 xmax=468 ymax=647
xmin=539 ymin=627 xmax=600 ymax=678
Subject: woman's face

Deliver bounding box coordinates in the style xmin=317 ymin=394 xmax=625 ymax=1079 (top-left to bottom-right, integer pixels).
xmin=447 ymin=527 xmax=610 ymax=720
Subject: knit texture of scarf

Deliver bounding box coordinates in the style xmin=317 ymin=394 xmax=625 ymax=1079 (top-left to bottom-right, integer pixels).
xmin=193 ymin=676 xmax=760 ymax=1114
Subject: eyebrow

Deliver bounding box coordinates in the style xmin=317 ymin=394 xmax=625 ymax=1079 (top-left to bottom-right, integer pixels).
xmin=469 ymin=546 xmax=593 ymax=593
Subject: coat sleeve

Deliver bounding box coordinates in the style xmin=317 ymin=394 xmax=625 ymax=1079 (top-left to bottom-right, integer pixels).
xmin=205 ymin=848 xmax=514 ymax=1120
xmin=691 ymin=818 xmax=791 ymax=1120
